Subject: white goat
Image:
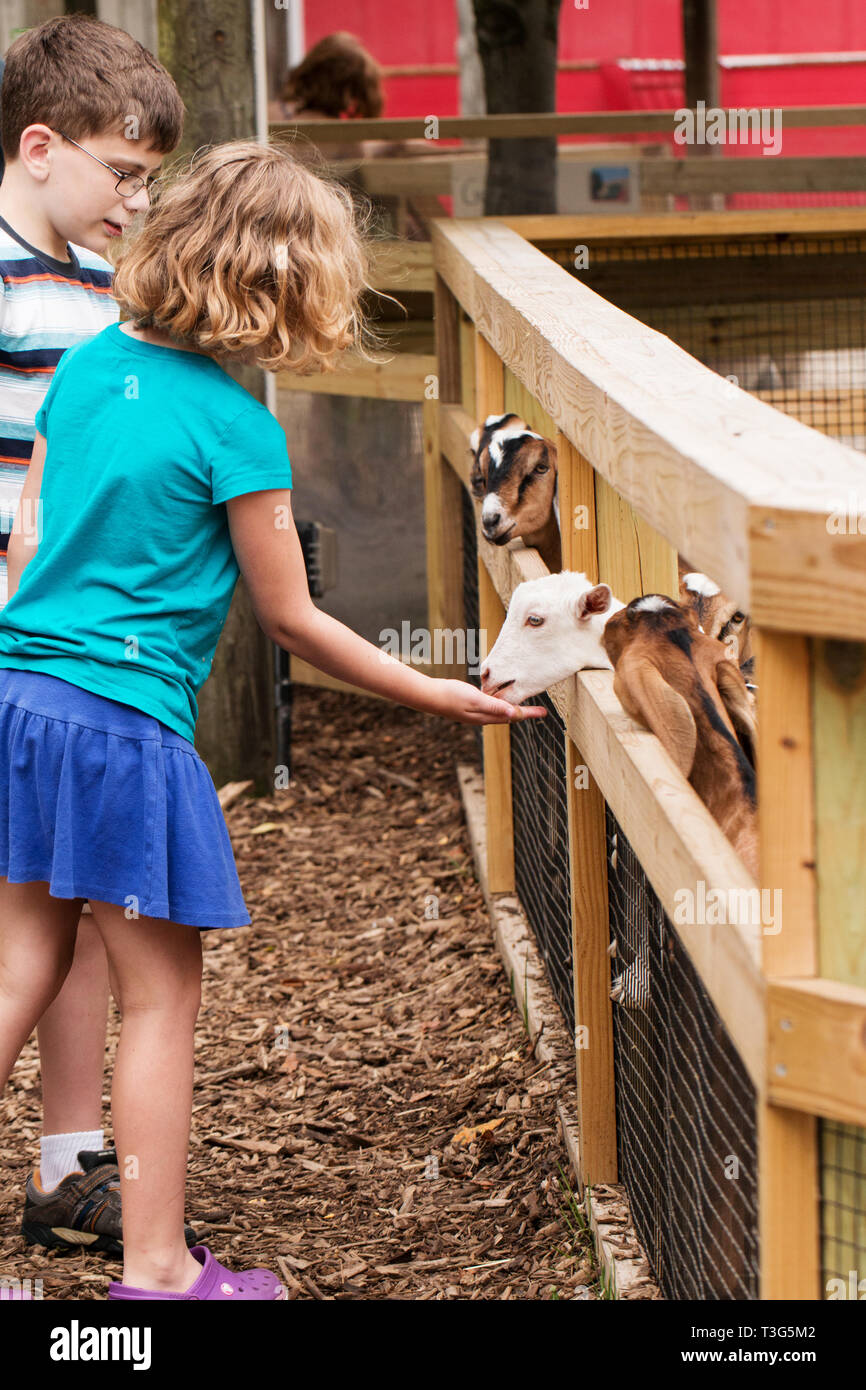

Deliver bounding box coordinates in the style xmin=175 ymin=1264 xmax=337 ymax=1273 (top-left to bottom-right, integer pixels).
xmin=479 ymin=571 xmax=624 ymax=705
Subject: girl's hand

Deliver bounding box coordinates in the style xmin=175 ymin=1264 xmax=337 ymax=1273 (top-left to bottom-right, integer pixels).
xmin=431 ymin=678 xmax=549 ymax=726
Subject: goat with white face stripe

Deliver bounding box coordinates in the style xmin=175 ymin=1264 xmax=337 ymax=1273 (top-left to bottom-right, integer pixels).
xmin=480 ymin=570 xmax=624 ymax=706
xmin=469 ymin=412 xmax=562 ymax=573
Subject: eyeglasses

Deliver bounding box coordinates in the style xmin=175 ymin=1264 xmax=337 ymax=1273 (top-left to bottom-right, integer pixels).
xmin=56 ymin=130 xmax=160 ymax=197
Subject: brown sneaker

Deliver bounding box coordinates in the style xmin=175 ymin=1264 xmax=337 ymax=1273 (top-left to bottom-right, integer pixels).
xmin=21 ymin=1148 xmax=197 ymax=1256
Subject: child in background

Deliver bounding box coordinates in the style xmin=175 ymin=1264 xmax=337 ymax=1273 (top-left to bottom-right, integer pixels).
xmin=0 ymin=16 xmax=196 ymax=1265
xmin=0 ymin=134 xmax=547 ymax=1299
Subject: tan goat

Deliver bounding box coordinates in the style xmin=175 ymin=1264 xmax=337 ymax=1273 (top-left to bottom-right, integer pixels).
xmin=602 ymin=595 xmax=758 ymax=878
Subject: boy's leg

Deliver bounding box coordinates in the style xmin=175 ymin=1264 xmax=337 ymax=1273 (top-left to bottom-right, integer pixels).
xmin=0 ymin=877 xmax=81 ymax=1092
xmin=35 ymin=910 xmax=110 ymax=1186
xmin=87 ymin=898 xmax=203 ymax=1293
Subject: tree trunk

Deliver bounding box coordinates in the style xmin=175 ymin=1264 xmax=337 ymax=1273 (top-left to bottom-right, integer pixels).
xmin=471 ymin=0 xmax=562 ymax=215
xmin=456 ymin=0 xmax=486 ymax=119
xmin=157 ymin=0 xmax=277 ymax=791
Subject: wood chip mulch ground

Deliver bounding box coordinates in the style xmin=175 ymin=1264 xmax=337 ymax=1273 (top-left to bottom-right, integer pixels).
xmin=0 ymin=686 xmax=603 ymax=1300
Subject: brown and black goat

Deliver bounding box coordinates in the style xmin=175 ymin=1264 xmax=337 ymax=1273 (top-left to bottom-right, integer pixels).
xmin=602 ymin=595 xmax=758 ymax=877
xmin=469 ymin=413 xmax=561 ymax=572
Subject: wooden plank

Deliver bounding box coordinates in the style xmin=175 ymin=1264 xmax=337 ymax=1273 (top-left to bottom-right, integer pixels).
xmin=503 ymin=365 xmax=558 ymax=439
xmin=434 ymin=273 xmax=461 ymax=402
xmin=813 ymin=639 xmax=866 ymax=989
xmin=431 ymin=218 xmax=866 ymax=637
xmin=595 ymin=473 xmax=679 ymax=604
xmin=273 ymin=106 xmax=866 ymax=143
xmin=439 ymin=404 xmax=477 ymax=488
xmin=566 ymin=739 xmax=617 ymax=1186
xmin=423 ymin=397 xmax=464 ymax=676
xmin=500 ymin=209 xmax=866 ymax=243
xmin=811 ymin=638 xmax=866 ymax=1299
xmin=459 ymin=313 xmax=476 ymax=421
xmin=767 ymin=978 xmax=866 ymax=1126
xmin=759 ymin=1107 xmax=821 ymax=1300
xmin=368 ymin=239 xmax=434 ymax=292
xmin=428 ymin=278 xmax=466 ymax=661
xmin=275 ymin=352 xmax=435 ymax=401
xmin=752 ymin=625 xmax=820 ymax=1301
xmin=755 ymin=632 xmax=817 ymax=978
xmin=642 ymin=155 xmax=866 ymax=197
xmin=557 ymin=433 xmax=597 ymax=579
xmin=475 ymin=330 xmax=513 ymax=895
xmin=344 ymin=151 xmax=866 ymax=201
xmin=558 ymin=429 xmax=617 ymax=1185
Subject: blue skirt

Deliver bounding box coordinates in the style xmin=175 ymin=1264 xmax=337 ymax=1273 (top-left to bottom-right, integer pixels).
xmin=0 ymin=667 xmax=250 ymax=930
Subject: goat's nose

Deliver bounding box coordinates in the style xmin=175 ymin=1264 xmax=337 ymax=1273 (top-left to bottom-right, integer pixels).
xmin=484 ymin=511 xmax=501 ymax=529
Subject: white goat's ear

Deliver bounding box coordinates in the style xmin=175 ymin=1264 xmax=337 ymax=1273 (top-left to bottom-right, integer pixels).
xmin=469 ymin=427 xmax=481 ymax=454
xmin=577 ymin=584 xmax=612 ymax=620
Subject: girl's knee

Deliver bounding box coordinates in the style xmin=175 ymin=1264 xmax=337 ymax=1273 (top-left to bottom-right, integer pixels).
xmin=115 ymin=978 xmax=202 ymax=1021
xmin=0 ymin=940 xmax=75 ymax=1014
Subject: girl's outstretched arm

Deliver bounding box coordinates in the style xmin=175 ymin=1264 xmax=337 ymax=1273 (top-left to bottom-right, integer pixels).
xmin=227 ymin=486 xmax=547 ymax=727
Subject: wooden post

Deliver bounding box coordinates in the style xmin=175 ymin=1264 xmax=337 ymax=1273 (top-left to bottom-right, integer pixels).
xmin=475 ymin=330 xmax=514 ymax=893
xmin=594 ymin=473 xmax=678 ymax=603
xmin=811 ymin=637 xmax=866 ymax=1292
xmin=755 ymin=629 xmax=821 ymax=1300
xmin=559 ymin=433 xmax=617 ymax=1185
xmin=428 ymin=276 xmax=467 ymax=677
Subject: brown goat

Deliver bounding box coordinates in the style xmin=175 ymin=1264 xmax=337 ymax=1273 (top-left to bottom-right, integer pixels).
xmin=469 ymin=413 xmax=561 ymax=572
xmin=602 ymin=595 xmax=758 ymax=878
xmin=677 ymin=556 xmax=754 ymax=686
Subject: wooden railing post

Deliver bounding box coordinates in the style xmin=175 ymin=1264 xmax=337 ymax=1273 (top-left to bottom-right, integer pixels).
xmin=474 ymin=330 xmax=514 ymax=894
xmin=810 ymin=637 xmax=866 ymax=1296
xmin=558 ymin=432 xmax=618 ymax=1186
xmin=428 ymin=274 xmax=468 ymax=678
xmin=755 ymin=630 xmax=821 ymax=1300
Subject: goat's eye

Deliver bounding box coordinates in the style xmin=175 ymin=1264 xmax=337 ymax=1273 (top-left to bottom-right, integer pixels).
xmin=526 ymin=614 xmax=543 ymax=627
xmin=731 ymin=611 xmax=745 ymax=623
xmin=534 ymin=463 xmax=548 ymax=474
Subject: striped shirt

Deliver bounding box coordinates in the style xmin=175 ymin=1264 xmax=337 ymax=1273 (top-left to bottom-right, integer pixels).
xmin=0 ymin=215 xmax=118 ymax=605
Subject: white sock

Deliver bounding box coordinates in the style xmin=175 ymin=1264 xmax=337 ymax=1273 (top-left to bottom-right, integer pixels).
xmin=39 ymin=1129 xmax=105 ymax=1192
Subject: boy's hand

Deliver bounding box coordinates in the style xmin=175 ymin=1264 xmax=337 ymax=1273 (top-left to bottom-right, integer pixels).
xmin=431 ymin=678 xmax=549 ymax=726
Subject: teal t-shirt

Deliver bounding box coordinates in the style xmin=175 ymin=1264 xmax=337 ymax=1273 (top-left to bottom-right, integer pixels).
xmin=0 ymin=321 xmax=292 ymax=743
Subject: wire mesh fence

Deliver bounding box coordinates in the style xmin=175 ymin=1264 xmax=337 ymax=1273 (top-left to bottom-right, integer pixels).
xmin=605 ymin=806 xmax=760 ymax=1299
xmin=548 ymin=234 xmax=866 ymax=453
xmin=819 ymin=1120 xmax=866 ymax=1297
xmin=509 ymin=692 xmax=574 ymax=1041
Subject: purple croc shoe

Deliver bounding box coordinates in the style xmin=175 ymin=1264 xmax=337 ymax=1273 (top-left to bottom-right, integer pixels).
xmin=108 ymin=1245 xmax=287 ymax=1300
